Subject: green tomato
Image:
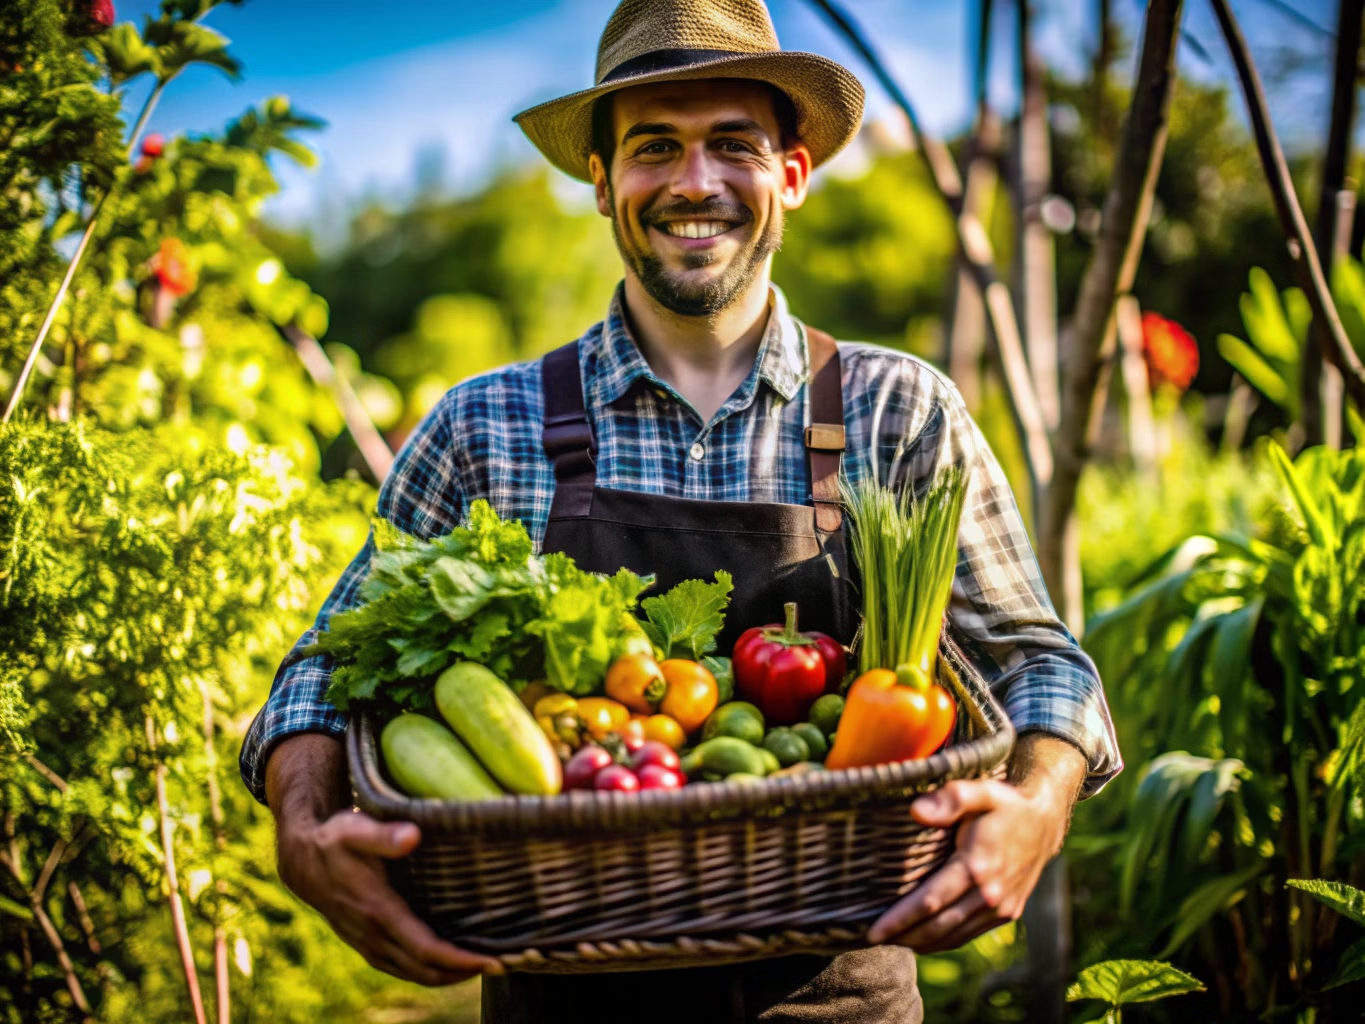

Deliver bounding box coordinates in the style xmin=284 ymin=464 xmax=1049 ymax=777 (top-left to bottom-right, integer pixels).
xmin=763 ymin=727 xmax=811 ymax=768
xmin=792 ymin=721 xmax=828 ymax=761
xmin=702 ymin=700 xmax=766 ymax=745
xmin=808 ymin=694 xmax=844 ymax=738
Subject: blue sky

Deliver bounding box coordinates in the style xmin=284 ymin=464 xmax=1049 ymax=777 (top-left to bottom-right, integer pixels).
xmin=114 ymin=0 xmax=1341 ymax=234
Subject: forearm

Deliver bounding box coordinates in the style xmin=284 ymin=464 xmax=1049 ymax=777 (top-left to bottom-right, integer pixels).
xmin=1006 ymin=732 xmax=1088 ymax=851
xmin=266 ymin=733 xmax=350 ymax=832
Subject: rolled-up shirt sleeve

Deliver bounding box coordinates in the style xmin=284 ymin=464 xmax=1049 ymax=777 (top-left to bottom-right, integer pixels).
xmin=872 ymin=358 xmax=1121 ymax=798
xmin=239 ymin=399 xmax=465 ymax=804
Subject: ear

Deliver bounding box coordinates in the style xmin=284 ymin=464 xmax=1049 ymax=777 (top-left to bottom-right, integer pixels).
xmin=779 ymin=142 xmax=812 ymax=211
xmin=589 ymin=153 xmax=612 ymax=218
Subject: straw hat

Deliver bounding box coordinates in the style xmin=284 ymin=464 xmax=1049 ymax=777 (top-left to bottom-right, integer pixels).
xmin=514 ymin=0 xmax=865 ymax=183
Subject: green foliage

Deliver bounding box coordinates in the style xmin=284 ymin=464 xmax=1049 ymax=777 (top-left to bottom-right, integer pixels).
xmin=1073 ymin=441 xmax=1365 ymax=1018
xmin=1217 ymin=260 xmax=1365 ymax=423
xmin=1067 ymin=959 xmax=1203 ymax=1023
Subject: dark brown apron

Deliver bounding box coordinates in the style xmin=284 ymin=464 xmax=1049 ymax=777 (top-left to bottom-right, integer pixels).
xmin=481 ymin=328 xmax=922 ymax=1024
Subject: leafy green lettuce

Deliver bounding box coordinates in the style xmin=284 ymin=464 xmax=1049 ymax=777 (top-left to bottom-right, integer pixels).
xmin=309 ymin=500 xmax=652 ymax=710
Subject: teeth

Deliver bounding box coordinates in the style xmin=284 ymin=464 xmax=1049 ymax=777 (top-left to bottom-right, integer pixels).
xmin=663 ymin=220 xmax=730 ymax=239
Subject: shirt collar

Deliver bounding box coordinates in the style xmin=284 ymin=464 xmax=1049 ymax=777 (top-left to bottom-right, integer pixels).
xmin=584 ymin=284 xmax=808 ymax=410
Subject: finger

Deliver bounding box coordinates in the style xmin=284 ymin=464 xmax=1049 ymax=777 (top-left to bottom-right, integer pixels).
xmin=333 ymin=918 xmax=473 ymax=987
xmin=333 ymin=814 xmax=421 ymax=859
xmin=889 ymin=889 xmax=987 ymax=951
xmin=867 ymin=856 xmax=973 ymax=944
xmin=907 ymin=904 xmax=1012 ymax=955
xmin=376 ymin=890 xmax=505 ymax=976
xmin=909 ymin=779 xmax=1010 ymax=827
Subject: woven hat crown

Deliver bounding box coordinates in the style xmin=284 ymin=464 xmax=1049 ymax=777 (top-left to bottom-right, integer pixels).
xmin=595 ymin=0 xmax=781 ymax=83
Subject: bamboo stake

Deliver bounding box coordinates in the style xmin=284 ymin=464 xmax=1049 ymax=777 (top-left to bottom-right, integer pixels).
xmin=201 ymin=680 xmax=230 ymax=1024
xmin=280 ymin=324 xmax=395 ymax=482
xmin=1038 ymin=0 xmax=1183 ymax=612
xmin=1016 ymin=0 xmax=1062 ymax=430
xmin=1 ymin=839 xmax=90 ymax=1017
xmin=805 ymin=0 xmax=1053 ymax=500
xmin=148 ymin=715 xmax=208 ymax=1024
xmin=1303 ymin=0 xmax=1362 ymax=447
xmin=1209 ymin=0 xmax=1365 ymax=412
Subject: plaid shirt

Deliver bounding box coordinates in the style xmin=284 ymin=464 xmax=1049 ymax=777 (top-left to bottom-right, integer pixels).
xmin=240 ymin=286 xmax=1121 ymax=803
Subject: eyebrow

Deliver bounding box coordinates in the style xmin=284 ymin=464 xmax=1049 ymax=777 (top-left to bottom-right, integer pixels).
xmin=619 ymin=118 xmax=771 ymax=145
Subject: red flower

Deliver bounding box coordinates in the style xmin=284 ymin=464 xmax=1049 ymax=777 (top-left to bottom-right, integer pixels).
xmin=1141 ymin=311 xmax=1199 ymax=392
xmin=149 ymin=238 xmax=197 ymax=297
xmin=141 ymin=134 xmax=165 ymax=158
xmin=88 ymin=0 xmax=115 ymax=30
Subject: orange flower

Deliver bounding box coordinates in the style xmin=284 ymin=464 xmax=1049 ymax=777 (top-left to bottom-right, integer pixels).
xmin=149 ymin=238 xmax=197 ymax=297
xmin=1141 ymin=311 xmax=1199 ymax=391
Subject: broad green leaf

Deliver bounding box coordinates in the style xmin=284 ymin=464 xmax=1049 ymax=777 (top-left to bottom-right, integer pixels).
xmin=639 ymin=570 xmax=734 ymax=660
xmin=1159 ymin=862 xmax=1265 ymax=957
xmin=1217 ymin=334 xmax=1289 ymax=405
xmin=1286 ymin=879 xmax=1365 ymax=928
xmin=1269 ymin=441 xmax=1329 ymax=547
xmin=96 ymin=23 xmax=161 ymax=83
xmin=156 ymin=22 xmax=242 ymax=80
xmin=1244 ymin=267 xmax=1301 ymax=362
xmin=1179 ymin=756 xmax=1245 ymax=868
xmin=1323 ymin=935 xmax=1365 ymax=991
xmin=1067 ymin=959 xmax=1205 ymax=1006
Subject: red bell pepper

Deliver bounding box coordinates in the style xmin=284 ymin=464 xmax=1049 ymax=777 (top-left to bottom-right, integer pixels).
xmin=733 ymin=602 xmax=847 ymax=725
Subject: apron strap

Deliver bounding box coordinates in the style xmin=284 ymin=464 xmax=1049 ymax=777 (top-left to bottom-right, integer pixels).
xmin=803 ymin=326 xmax=845 ymax=534
xmin=541 ymin=341 xmax=595 ymax=518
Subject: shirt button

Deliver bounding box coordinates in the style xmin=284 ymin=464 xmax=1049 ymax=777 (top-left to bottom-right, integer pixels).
xmin=689 ymin=442 xmax=705 ymax=461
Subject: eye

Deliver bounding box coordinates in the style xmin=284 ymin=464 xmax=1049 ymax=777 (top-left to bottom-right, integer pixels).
xmin=636 ymin=140 xmax=674 ymax=156
xmin=717 ymin=140 xmax=752 ymax=154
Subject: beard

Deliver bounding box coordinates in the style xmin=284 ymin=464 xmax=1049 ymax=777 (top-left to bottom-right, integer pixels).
xmin=610 ymin=192 xmax=783 ymax=317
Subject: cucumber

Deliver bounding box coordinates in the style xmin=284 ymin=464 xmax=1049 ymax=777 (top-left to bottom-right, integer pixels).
xmin=435 ymin=662 xmax=563 ymax=795
xmin=380 ymin=713 xmax=504 ymax=801
xmin=680 ymin=736 xmax=769 ymax=779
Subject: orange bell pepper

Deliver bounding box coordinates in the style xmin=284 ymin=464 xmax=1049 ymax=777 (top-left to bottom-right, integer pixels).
xmin=825 ymin=664 xmax=956 ymax=770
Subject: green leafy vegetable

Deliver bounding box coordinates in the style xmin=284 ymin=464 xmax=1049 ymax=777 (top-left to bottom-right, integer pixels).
xmin=310 ymin=500 xmax=652 ymax=709
xmin=640 ymin=571 xmax=734 ymax=660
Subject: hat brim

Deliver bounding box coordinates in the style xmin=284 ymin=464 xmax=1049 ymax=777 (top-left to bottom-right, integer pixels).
xmin=514 ymin=51 xmax=865 ymax=183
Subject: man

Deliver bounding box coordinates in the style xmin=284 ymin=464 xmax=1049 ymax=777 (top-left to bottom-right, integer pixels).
xmin=240 ymin=1 xmax=1121 ymax=1021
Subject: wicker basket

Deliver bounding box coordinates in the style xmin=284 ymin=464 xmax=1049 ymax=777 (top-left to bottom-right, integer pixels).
xmin=347 ymin=635 xmax=1014 ymax=973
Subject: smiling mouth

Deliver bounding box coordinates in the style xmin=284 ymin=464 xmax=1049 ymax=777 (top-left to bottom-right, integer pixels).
xmin=655 ymin=220 xmax=738 ymax=240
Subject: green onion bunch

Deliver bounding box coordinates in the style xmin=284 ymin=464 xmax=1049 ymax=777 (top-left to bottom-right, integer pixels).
xmin=841 ymin=466 xmax=968 ymax=675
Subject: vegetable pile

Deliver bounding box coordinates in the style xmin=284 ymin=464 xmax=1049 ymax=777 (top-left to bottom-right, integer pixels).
xmin=320 ymin=491 xmax=966 ymax=803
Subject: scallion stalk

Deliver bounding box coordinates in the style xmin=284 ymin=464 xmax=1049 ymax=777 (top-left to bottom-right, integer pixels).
xmin=841 ymin=466 xmax=968 ymax=675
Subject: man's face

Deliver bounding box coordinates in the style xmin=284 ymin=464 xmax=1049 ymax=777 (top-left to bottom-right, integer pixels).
xmin=589 ymin=79 xmax=811 ymax=317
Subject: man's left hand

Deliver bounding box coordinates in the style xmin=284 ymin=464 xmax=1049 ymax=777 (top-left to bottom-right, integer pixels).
xmin=866 ymin=734 xmax=1086 ymax=952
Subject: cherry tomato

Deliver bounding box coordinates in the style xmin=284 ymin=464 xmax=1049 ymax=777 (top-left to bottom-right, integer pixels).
xmin=619 ymin=717 xmax=647 ymax=749
xmin=640 ymin=713 xmax=686 ymax=751
xmin=636 ymin=764 xmax=685 ymax=790
xmin=564 ymin=745 xmax=613 ymax=790
xmin=594 ymin=765 xmax=640 ymax=792
xmin=630 ymin=741 xmax=682 ymax=774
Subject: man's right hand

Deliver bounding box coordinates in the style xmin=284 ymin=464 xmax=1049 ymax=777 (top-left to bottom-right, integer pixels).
xmin=266 ymin=733 xmax=503 ymax=986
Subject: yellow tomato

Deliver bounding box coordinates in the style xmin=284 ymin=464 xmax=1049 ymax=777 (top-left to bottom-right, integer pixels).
xmin=575 ymin=697 xmax=630 ymax=740
xmin=640 ymin=713 xmax=686 ymax=751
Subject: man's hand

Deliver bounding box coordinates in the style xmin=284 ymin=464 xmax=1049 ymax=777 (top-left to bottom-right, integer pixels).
xmin=266 ymin=734 xmax=503 ymax=986
xmin=866 ymin=734 xmax=1087 ymax=952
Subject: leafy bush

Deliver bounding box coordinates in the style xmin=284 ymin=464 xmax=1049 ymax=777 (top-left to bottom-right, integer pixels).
xmin=1071 ymin=439 xmax=1365 ymax=1019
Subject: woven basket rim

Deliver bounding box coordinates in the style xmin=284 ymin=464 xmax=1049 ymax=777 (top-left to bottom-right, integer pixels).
xmin=348 ymin=634 xmax=1015 ymax=836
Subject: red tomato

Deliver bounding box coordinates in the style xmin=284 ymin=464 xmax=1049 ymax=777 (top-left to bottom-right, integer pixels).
xmin=564 ymin=745 xmax=613 ymax=790
xmin=594 ymin=765 xmax=640 ymax=792
xmin=630 ymin=741 xmax=681 ymax=773
xmin=636 ymin=764 xmax=684 ymax=790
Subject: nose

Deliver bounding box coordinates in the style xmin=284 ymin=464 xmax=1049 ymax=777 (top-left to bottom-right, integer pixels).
xmin=669 ymin=143 xmax=722 ymax=204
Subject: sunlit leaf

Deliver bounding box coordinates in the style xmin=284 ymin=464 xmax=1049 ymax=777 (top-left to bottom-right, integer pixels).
xmin=1067 ymin=959 xmax=1204 ymax=1006
xmin=1159 ymin=862 xmax=1265 ymax=957
xmin=1286 ymin=879 xmax=1365 ymax=928
xmin=1323 ymin=936 xmax=1365 ymax=991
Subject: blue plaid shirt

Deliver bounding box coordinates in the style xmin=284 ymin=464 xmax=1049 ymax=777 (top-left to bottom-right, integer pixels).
xmin=240 ymin=286 xmax=1121 ymax=803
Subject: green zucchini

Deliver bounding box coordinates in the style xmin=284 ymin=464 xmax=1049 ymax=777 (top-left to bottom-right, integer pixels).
xmin=380 ymin=713 xmax=504 ymax=801
xmin=681 ymin=736 xmax=770 ymax=779
xmin=435 ymin=662 xmax=563 ymax=795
